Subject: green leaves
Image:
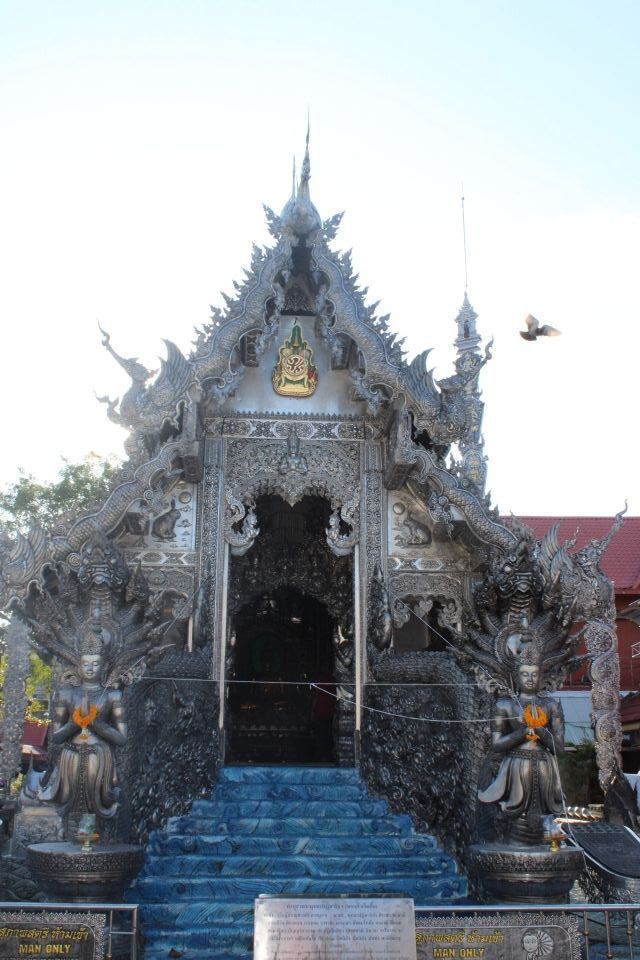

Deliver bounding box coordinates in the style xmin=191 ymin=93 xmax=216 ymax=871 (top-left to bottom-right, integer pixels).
xmin=0 ymin=454 xmax=121 ymax=536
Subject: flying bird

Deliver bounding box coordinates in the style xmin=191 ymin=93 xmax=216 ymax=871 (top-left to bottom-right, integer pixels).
xmin=520 ymin=314 xmax=561 ymax=341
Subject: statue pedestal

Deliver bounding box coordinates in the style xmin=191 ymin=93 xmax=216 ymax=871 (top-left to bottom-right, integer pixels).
xmin=26 ymin=842 xmax=144 ymax=902
xmin=467 ymin=842 xmax=583 ymax=903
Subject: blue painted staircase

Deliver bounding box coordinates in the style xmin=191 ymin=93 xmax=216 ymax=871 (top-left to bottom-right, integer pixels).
xmin=132 ymin=765 xmax=467 ymax=959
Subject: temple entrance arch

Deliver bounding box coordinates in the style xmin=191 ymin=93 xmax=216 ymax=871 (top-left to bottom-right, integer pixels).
xmin=227 ymin=587 xmax=336 ymax=763
xmin=224 ymin=493 xmax=354 ymax=764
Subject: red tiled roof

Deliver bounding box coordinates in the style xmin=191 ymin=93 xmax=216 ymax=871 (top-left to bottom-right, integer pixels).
xmin=513 ymin=516 xmax=640 ymax=593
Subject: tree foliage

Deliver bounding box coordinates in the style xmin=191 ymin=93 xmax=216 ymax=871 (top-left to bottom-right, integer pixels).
xmin=0 ymin=454 xmax=120 ymax=722
xmin=0 ymin=653 xmax=51 ymax=724
xmin=0 ymin=454 xmax=121 ymax=536
xmin=557 ymin=739 xmax=601 ymax=806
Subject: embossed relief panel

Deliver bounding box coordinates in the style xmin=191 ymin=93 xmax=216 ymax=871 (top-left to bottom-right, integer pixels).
xmin=386 ymin=489 xmax=471 ymax=652
xmin=215 ymin=315 xmax=365 ymax=417
xmin=115 ymin=480 xmax=198 ymax=555
xmin=222 ymin=431 xmax=361 ymax=519
xmin=387 ymin=490 xmax=472 ymax=573
xmin=113 ymin=480 xmax=199 ymax=629
xmin=207 ymin=415 xmax=380 ymax=442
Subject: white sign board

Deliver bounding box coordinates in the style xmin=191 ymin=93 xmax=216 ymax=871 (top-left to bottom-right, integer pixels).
xmin=254 ymin=896 xmax=417 ymax=960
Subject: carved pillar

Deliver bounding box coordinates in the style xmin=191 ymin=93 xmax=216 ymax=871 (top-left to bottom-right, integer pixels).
xmin=217 ymin=541 xmax=230 ymax=761
xmin=201 ymin=435 xmax=224 ymax=680
xmin=353 ymin=543 xmax=362 ymax=753
xmin=361 ymin=443 xmax=384 ymax=647
xmin=585 ymin=618 xmax=624 ymax=789
xmin=360 ymin=441 xmax=384 ymax=746
xmin=0 ymin=616 xmax=30 ymax=792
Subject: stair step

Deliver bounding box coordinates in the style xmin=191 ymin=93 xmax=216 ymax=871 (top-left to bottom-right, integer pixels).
xmin=147 ymin=832 xmax=439 ymax=857
xmin=137 ymin=871 xmax=464 ymax=905
xmin=144 ymin=923 xmax=253 ymax=960
xmin=166 ymin=814 xmax=414 ymax=836
xmin=139 ymin=900 xmax=254 ymax=927
xmin=135 ymin=764 xmax=468 ymax=959
xmin=189 ymin=798 xmax=388 ymax=817
xmin=141 ymin=852 xmax=455 ymax=878
xmin=145 ymin=952 xmax=248 ymax=960
xmin=212 ymin=781 xmax=368 ymax=800
xmin=145 ymin=953 xmax=249 ymax=960
xmin=219 ymin=765 xmax=360 ymax=784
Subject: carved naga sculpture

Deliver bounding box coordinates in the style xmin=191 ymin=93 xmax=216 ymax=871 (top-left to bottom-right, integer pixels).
xmin=97 ymin=325 xmax=193 ymax=459
xmin=404 ymin=339 xmax=493 ymax=444
xmin=0 ymin=524 xmax=48 ymax=611
xmin=460 ymin=508 xmax=633 ymax=843
xmin=367 ymin=563 xmax=393 ymax=662
xmin=19 ymin=533 xmax=185 ymax=837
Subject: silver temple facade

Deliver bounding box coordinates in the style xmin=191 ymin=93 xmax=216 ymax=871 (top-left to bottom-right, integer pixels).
xmin=0 ymin=138 xmax=632 ymax=869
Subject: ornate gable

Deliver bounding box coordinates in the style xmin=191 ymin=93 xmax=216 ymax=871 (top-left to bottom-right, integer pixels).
xmin=0 ymin=135 xmax=508 ymax=609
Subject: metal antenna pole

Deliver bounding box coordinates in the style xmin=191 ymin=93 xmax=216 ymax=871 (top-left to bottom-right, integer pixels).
xmin=461 ymin=184 xmax=469 ymax=294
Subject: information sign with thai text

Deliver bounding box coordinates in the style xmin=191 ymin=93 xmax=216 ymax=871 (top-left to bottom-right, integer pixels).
xmin=254 ymin=896 xmax=417 ymax=960
xmin=0 ymin=911 xmax=105 ymax=960
xmin=415 ymin=912 xmax=580 ymax=960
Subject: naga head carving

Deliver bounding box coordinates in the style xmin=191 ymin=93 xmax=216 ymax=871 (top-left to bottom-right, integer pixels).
xmin=76 ymin=532 xmax=129 ymax=594
xmin=99 ymin=324 xmax=157 ymax=385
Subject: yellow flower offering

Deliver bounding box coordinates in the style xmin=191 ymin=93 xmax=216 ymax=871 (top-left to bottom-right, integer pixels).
xmin=522 ymin=703 xmax=547 ymax=741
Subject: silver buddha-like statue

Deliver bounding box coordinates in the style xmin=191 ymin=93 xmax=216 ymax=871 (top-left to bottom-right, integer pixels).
xmin=39 ymin=627 xmax=127 ymax=823
xmin=478 ymin=640 xmax=564 ymax=846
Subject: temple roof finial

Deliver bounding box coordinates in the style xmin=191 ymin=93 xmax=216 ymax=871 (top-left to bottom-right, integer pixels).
xmin=454 ymin=291 xmax=482 ymax=355
xmin=280 ymin=121 xmax=322 ymax=239
xmin=299 ymin=116 xmax=311 ymax=190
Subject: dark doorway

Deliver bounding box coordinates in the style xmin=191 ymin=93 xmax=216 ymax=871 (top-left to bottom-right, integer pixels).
xmin=226 ymin=493 xmax=352 ymax=764
xmin=227 ymin=586 xmax=336 ymax=763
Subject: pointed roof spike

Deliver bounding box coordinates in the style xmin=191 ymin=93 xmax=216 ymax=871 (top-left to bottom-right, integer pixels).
xmin=299 ymin=118 xmax=311 ymax=190
xmin=280 ymin=122 xmax=322 ymax=238
xmin=323 ymin=211 xmax=344 ymax=240
xmin=263 ymin=204 xmax=282 ymax=239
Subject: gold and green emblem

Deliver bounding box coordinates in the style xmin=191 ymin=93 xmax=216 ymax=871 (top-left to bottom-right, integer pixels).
xmin=272 ymin=320 xmax=318 ymax=398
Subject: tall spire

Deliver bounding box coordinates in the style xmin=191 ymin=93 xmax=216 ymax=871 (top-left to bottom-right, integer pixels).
xmin=451 ymin=291 xmax=487 ymax=494
xmin=461 ymin=186 xmax=469 ymax=294
xmin=280 ymin=122 xmax=322 ymax=238
xmin=298 ymin=119 xmax=311 ymax=196
xmin=454 ymin=291 xmax=481 ymax=356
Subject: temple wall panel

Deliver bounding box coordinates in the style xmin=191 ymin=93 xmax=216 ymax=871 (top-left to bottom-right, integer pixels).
xmin=215 ymin=315 xmax=364 ymax=417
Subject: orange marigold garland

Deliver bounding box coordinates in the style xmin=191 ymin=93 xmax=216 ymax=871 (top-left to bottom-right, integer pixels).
xmin=522 ymin=703 xmax=547 ymax=741
xmin=72 ymin=704 xmax=98 ymax=740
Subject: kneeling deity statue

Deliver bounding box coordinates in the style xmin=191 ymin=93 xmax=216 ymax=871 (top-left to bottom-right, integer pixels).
xmin=39 ymin=628 xmax=126 ymax=821
xmin=478 ymin=640 xmax=564 ymax=845
xmin=19 ymin=533 xmax=183 ymax=840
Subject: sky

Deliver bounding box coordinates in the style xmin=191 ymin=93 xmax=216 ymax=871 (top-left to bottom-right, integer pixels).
xmin=0 ymin=0 xmax=638 ymax=517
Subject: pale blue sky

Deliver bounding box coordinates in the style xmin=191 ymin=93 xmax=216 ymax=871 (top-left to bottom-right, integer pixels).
xmin=1 ymin=1 xmax=638 ymax=515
